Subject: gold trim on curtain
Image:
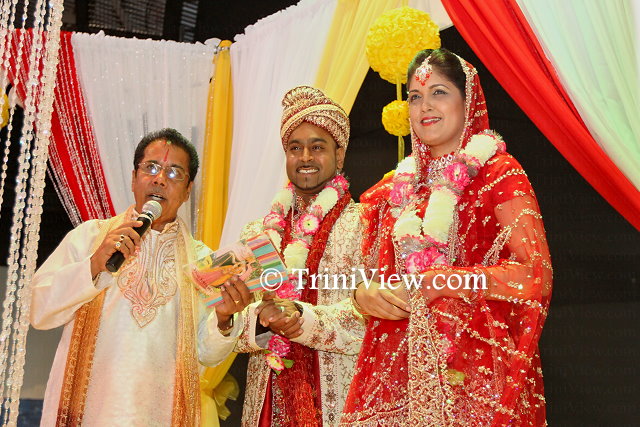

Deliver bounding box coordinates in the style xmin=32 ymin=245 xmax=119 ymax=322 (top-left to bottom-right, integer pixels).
xmin=314 ymin=0 xmax=403 ymax=114
xmin=196 ymin=39 xmax=239 ymax=427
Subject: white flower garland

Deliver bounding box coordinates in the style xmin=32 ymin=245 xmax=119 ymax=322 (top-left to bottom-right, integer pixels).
xmin=392 ymin=132 xmax=505 ymax=273
xmin=265 ymin=175 xmax=348 ymax=281
xmin=261 ymin=174 xmax=349 ymax=372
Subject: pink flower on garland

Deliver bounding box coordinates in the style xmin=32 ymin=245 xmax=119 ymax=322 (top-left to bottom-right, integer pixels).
xmin=405 ymin=246 xmax=446 ymax=274
xmin=458 ymin=153 xmax=482 ymax=176
xmin=265 ymin=352 xmax=285 ymax=372
xmin=330 ymin=174 xmax=349 ymax=192
xmin=268 ymin=335 xmax=291 ymax=357
xmin=297 ymin=213 xmax=320 ymax=235
xmin=443 ymin=162 xmax=471 ymax=192
xmin=276 ymin=281 xmax=301 ymax=300
xmin=264 ymin=212 xmax=286 ymax=230
xmin=390 ymin=178 xmax=412 ymax=206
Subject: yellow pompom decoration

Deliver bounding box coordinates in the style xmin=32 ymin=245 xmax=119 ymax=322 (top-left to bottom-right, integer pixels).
xmin=381 ymin=100 xmax=410 ymax=137
xmin=366 ymin=7 xmax=441 ymax=85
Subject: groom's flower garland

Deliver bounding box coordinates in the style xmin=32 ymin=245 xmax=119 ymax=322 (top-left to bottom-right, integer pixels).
xmin=392 ymin=131 xmax=505 ymax=274
xmin=261 ymin=174 xmax=350 ymax=372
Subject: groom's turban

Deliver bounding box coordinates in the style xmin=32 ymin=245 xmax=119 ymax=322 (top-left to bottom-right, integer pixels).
xmin=280 ymin=86 xmax=350 ymax=151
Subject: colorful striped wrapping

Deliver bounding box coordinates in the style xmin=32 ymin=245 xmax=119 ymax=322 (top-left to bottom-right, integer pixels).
xmin=200 ymin=233 xmax=286 ymax=308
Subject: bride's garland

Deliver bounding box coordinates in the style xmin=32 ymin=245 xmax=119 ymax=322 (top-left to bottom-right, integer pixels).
xmin=392 ymin=131 xmax=505 ymax=274
xmin=261 ymin=174 xmax=350 ymax=372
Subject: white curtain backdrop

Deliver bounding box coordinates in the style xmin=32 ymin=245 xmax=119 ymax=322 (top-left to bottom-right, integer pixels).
xmin=219 ymin=0 xmax=338 ymax=245
xmin=220 ymin=0 xmax=452 ymax=246
xmin=517 ymin=0 xmax=640 ymax=190
xmin=72 ymin=31 xmax=217 ymax=230
xmin=410 ymin=0 xmax=453 ymax=29
xmin=635 ymin=0 xmax=640 ymax=85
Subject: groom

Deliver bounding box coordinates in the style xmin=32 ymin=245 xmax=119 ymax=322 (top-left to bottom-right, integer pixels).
xmin=206 ymin=86 xmax=365 ymax=426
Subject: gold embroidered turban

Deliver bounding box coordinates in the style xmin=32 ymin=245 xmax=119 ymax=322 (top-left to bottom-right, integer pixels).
xmin=280 ymin=86 xmax=350 ymax=151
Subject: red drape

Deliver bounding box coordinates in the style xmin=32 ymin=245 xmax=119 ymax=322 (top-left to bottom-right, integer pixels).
xmin=2 ymin=29 xmax=114 ymax=222
xmin=441 ymin=0 xmax=640 ymax=231
xmin=50 ymin=31 xmax=114 ymax=221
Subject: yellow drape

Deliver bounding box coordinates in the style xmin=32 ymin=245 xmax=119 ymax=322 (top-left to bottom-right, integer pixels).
xmin=196 ymin=40 xmax=239 ymax=427
xmin=314 ymin=0 xmax=403 ymax=114
xmin=197 ymin=40 xmax=234 ymax=248
xmin=200 ymin=356 xmax=239 ymax=426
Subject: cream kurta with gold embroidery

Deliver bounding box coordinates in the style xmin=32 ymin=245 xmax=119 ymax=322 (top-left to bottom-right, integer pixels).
xmin=204 ymin=200 xmax=366 ymax=426
xmin=31 ymin=210 xmax=219 ymax=427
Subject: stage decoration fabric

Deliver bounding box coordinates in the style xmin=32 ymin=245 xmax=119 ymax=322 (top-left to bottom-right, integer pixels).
xmin=0 ymin=93 xmax=8 ymax=127
xmin=516 ymin=0 xmax=640 ymax=192
xmin=200 ymin=361 xmax=240 ymax=423
xmin=196 ymin=39 xmax=240 ymax=427
xmin=71 ymin=31 xmax=214 ymax=231
xmin=441 ymin=0 xmax=640 ymax=230
xmin=197 ymin=40 xmax=234 ymax=250
xmin=0 ymin=1 xmax=65 ymax=425
xmin=48 ymin=31 xmax=115 ymax=225
xmin=2 ymin=31 xmax=113 ymax=226
xmin=220 ymin=0 xmax=336 ymax=246
xmin=314 ymin=0 xmax=402 ymax=114
xmin=365 ymin=6 xmax=440 ymax=162
xmin=314 ymin=0 xmax=452 ymax=116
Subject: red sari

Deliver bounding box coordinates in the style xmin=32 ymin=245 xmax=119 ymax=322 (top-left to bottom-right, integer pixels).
xmin=341 ymin=56 xmax=552 ymax=426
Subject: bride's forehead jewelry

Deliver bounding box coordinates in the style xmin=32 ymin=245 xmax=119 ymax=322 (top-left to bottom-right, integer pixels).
xmin=414 ymin=55 xmax=433 ymax=86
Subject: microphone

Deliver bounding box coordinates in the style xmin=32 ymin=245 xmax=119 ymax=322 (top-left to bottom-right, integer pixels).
xmin=105 ymin=200 xmax=162 ymax=273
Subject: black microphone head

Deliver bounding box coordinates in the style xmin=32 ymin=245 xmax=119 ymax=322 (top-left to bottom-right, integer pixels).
xmin=141 ymin=200 xmax=162 ymax=220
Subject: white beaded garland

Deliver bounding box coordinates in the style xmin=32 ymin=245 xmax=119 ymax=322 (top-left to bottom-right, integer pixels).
xmin=0 ymin=0 xmax=64 ymax=424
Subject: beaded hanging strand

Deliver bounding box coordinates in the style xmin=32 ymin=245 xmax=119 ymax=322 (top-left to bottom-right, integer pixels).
xmin=47 ymin=36 xmax=108 ymax=225
xmin=0 ymin=0 xmax=30 ymax=218
xmin=0 ymin=4 xmax=47 ymax=413
xmin=0 ymin=6 xmax=37 ymax=404
xmin=0 ymin=1 xmax=65 ymax=425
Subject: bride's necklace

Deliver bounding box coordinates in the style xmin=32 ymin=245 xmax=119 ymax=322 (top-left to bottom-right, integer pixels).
xmin=426 ymin=152 xmax=456 ymax=185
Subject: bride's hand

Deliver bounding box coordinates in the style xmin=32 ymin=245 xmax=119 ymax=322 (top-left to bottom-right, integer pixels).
xmin=353 ymin=280 xmax=410 ymax=320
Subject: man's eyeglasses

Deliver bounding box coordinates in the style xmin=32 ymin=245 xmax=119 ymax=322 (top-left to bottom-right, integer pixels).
xmin=138 ymin=161 xmax=189 ymax=182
